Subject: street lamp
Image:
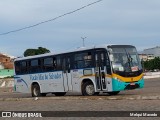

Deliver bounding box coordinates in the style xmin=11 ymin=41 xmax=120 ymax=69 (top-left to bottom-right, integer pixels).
xmin=81 ymin=37 xmax=87 ymax=47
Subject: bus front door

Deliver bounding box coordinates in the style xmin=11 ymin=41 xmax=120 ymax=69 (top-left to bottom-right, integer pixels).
xmin=95 ymin=51 xmax=107 ymax=91
xmin=62 ymin=57 xmax=73 ymax=92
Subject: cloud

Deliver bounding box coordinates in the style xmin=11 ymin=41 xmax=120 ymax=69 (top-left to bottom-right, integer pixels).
xmin=0 ymin=0 xmax=95 ymax=24
xmin=0 ymin=0 xmax=160 ymax=56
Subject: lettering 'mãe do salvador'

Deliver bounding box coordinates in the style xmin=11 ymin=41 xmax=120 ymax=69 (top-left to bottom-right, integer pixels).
xmin=29 ymin=73 xmax=62 ymax=80
xmin=49 ymin=73 xmax=61 ymax=79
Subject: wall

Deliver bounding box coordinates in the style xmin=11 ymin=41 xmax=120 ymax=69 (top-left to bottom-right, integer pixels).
xmin=0 ymin=69 xmax=14 ymax=78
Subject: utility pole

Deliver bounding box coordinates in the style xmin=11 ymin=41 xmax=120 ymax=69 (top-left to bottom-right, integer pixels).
xmin=81 ymin=37 xmax=87 ymax=47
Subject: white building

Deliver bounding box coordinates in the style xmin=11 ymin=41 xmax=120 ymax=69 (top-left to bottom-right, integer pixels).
xmin=143 ymin=46 xmax=160 ymax=57
xmin=139 ymin=54 xmax=155 ymax=61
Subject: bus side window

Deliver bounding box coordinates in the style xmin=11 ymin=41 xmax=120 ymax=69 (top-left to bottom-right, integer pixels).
xmin=74 ymin=53 xmax=84 ymax=69
xmin=101 ymin=53 xmax=105 ymax=70
xmin=53 ymin=57 xmax=57 ymax=70
xmin=66 ymin=57 xmax=71 ymax=73
xmin=84 ymin=52 xmax=92 ymax=68
xmin=43 ymin=57 xmax=54 ymax=72
xmin=106 ymin=53 xmax=111 ymax=75
xmin=56 ymin=56 xmax=62 ymax=70
xmin=15 ymin=62 xmax=21 ymax=75
xmin=30 ymin=59 xmax=40 ymax=73
xmin=21 ymin=61 xmax=27 ymax=74
xmin=74 ymin=52 xmax=92 ymax=69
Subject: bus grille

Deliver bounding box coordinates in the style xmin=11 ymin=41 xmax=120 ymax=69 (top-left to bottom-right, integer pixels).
xmin=125 ymin=83 xmax=140 ymax=90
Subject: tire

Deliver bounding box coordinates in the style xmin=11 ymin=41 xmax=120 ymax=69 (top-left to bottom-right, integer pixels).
xmin=107 ymin=91 xmax=120 ymax=96
xmin=54 ymin=92 xmax=66 ymax=96
xmin=32 ymin=84 xmax=41 ymax=97
xmin=82 ymin=81 xmax=96 ymax=96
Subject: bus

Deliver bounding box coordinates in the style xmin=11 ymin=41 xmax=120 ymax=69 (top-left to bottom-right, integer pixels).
xmin=14 ymin=44 xmax=144 ymax=97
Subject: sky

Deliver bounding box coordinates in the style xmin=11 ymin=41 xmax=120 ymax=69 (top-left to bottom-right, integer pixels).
xmin=0 ymin=0 xmax=160 ymax=57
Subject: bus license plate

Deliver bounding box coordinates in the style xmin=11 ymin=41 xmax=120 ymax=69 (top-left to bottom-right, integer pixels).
xmin=130 ymin=83 xmax=135 ymax=86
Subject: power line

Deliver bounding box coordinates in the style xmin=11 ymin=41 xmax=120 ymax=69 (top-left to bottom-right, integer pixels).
xmin=0 ymin=0 xmax=103 ymax=36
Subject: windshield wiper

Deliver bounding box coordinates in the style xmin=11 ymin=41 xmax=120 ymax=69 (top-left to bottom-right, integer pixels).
xmin=124 ymin=49 xmax=132 ymax=72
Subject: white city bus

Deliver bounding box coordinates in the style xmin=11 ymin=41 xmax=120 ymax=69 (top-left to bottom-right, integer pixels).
xmin=14 ymin=44 xmax=144 ymax=97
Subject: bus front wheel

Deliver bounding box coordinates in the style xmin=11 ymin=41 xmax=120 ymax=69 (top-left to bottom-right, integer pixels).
xmin=82 ymin=81 xmax=96 ymax=96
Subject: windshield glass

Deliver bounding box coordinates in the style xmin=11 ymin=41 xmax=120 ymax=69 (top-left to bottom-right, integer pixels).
xmin=109 ymin=47 xmax=142 ymax=73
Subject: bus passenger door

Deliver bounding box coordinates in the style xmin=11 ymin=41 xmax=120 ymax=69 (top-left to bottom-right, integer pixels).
xmin=95 ymin=51 xmax=107 ymax=91
xmin=62 ymin=57 xmax=73 ymax=92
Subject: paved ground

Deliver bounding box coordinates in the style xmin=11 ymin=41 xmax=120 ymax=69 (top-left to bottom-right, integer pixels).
xmin=1 ymin=99 xmax=159 ymax=111
xmin=0 ymin=78 xmax=160 ymax=120
xmin=0 ymin=99 xmax=160 ymax=120
xmin=0 ymin=78 xmax=160 ymax=98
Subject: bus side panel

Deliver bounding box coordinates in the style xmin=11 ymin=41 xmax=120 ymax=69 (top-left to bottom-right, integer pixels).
xmin=71 ymin=69 xmax=98 ymax=93
xmin=14 ymin=75 xmax=30 ymax=93
xmin=71 ymin=69 xmax=83 ymax=93
xmin=106 ymin=77 xmax=113 ymax=92
xmin=30 ymin=71 xmax=65 ymax=93
xmin=48 ymin=71 xmax=65 ymax=92
xmin=15 ymin=71 xmax=66 ymax=94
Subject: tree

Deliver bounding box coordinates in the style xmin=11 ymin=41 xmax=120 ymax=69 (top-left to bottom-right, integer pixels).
xmin=143 ymin=57 xmax=160 ymax=71
xmin=24 ymin=47 xmax=50 ymax=57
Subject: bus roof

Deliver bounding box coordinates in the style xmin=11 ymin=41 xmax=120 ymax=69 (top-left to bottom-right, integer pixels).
xmin=14 ymin=44 xmax=135 ymax=61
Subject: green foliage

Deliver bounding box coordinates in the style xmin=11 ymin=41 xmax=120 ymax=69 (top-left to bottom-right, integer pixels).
xmin=143 ymin=57 xmax=160 ymax=71
xmin=24 ymin=47 xmax=50 ymax=57
xmin=4 ymin=76 xmax=14 ymax=78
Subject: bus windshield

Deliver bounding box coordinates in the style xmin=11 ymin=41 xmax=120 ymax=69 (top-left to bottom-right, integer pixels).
xmin=109 ymin=47 xmax=142 ymax=74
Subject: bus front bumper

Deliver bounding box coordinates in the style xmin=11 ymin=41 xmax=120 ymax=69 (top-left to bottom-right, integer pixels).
xmin=112 ymin=78 xmax=144 ymax=91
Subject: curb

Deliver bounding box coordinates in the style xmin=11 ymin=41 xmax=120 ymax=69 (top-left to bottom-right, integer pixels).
xmin=1 ymin=96 xmax=160 ymax=101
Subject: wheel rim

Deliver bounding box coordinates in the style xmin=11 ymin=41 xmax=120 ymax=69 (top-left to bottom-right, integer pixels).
xmin=86 ymin=84 xmax=95 ymax=95
xmin=33 ymin=87 xmax=38 ymax=96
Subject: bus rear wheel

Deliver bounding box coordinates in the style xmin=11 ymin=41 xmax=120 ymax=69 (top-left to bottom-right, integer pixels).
xmin=32 ymin=84 xmax=41 ymax=97
xmin=32 ymin=84 xmax=47 ymax=97
xmin=82 ymin=81 xmax=96 ymax=96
